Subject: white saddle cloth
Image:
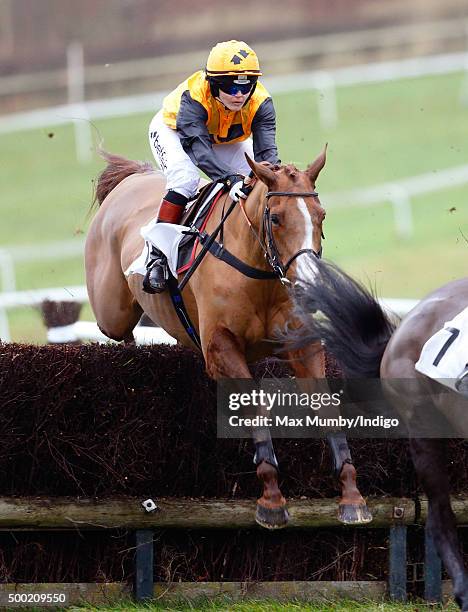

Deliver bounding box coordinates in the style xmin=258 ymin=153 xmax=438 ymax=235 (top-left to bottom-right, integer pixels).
xmin=125 ymin=220 xmax=187 ymax=278
xmin=415 ymin=305 xmax=468 ymax=393
xmin=125 ymin=183 xmax=225 ymax=279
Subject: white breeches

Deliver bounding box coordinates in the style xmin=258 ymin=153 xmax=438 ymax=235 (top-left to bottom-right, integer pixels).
xmin=148 ymin=110 xmax=253 ymax=199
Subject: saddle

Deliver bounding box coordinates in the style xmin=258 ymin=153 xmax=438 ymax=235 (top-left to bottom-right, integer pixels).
xmin=127 ymin=177 xmax=272 ymax=351
xmin=176 ymin=181 xmax=227 ymax=274
xmin=180 ymin=182 xmax=215 ymax=227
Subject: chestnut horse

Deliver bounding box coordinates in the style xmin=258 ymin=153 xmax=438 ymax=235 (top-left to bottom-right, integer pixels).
xmin=289 ymin=258 xmax=468 ymax=609
xmin=85 ymin=149 xmax=371 ymax=529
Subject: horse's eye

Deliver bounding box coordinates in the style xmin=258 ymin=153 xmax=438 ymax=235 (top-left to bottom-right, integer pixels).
xmin=271 ymin=214 xmax=280 ymax=226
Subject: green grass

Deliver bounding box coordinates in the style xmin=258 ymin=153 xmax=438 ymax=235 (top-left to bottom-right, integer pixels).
xmin=2 ymin=71 xmax=468 ymax=341
xmin=62 ymin=598 xmax=459 ymax=611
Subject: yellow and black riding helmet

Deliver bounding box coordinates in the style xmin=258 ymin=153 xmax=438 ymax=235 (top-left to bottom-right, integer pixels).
xmin=205 ymin=40 xmax=262 ymax=100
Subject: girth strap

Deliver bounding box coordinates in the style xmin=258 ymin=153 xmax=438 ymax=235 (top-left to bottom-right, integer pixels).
xmin=167 ymin=276 xmax=202 ymax=351
xmin=198 ymin=232 xmax=278 ymax=280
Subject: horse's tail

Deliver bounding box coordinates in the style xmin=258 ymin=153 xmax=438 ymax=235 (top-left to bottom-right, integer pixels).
xmin=93 ymin=149 xmax=154 ymax=206
xmin=290 ymin=258 xmax=397 ymax=377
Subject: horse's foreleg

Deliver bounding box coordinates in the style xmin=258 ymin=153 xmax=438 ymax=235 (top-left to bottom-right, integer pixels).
xmin=252 ymin=430 xmax=289 ymax=529
xmin=287 ymin=344 xmax=372 ymax=524
xmin=410 ymin=438 xmax=468 ymax=610
xmin=206 ymin=325 xmax=289 ymax=529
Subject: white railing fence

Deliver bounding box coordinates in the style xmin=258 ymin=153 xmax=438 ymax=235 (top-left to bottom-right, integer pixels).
xmin=1 ymin=157 xmax=467 ymax=302
xmin=0 ymin=284 xmax=417 ymax=344
xmin=2 ymin=48 xmax=465 ymax=342
xmin=5 ymin=19 xmax=468 ymax=96
xmin=2 ymin=50 xmax=468 ymax=162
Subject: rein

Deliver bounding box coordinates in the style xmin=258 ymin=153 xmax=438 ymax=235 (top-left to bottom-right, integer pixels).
xmin=179 ymin=186 xmax=324 ymax=292
xmin=178 ymin=193 xmax=238 ymax=292
xmin=170 ymin=185 xmax=324 ymax=350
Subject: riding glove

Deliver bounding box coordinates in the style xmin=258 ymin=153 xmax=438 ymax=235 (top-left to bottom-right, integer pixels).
xmin=229 ymin=180 xmax=249 ymax=202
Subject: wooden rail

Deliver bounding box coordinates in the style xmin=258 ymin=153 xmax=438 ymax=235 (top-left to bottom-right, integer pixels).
xmin=2 ymin=495 xmax=468 ymax=529
xmin=0 ymin=496 xmax=417 ymax=530
xmin=0 ymin=581 xmax=387 ymax=607
xmin=0 ymin=496 xmax=462 ymax=606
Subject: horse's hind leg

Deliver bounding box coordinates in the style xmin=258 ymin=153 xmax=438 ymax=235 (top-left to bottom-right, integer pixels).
xmin=205 ymin=325 xmax=289 ymax=529
xmin=88 ymin=259 xmax=143 ymax=343
xmin=410 ymin=438 xmax=468 ymax=610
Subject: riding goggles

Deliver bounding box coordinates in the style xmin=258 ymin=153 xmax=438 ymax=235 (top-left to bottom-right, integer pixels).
xmin=216 ymin=77 xmax=257 ymax=96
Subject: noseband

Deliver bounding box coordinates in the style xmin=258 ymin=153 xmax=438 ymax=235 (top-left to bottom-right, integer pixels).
xmin=263 ymin=190 xmax=323 ymax=285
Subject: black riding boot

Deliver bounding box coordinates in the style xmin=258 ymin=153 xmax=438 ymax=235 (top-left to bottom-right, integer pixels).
xmin=141 ymin=191 xmax=188 ymax=294
xmin=142 ymin=248 xmax=169 ymax=294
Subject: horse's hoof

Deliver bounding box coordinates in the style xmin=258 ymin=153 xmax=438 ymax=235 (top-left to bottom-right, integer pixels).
xmin=338 ymin=502 xmax=373 ymax=525
xmin=255 ymin=503 xmax=290 ymax=530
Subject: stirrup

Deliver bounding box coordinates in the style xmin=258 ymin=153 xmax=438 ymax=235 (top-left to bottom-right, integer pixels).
xmin=142 ymin=251 xmax=168 ymax=294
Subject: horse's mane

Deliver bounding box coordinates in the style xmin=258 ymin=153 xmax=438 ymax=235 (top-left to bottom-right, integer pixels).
xmin=93 ymin=149 xmax=155 ymax=207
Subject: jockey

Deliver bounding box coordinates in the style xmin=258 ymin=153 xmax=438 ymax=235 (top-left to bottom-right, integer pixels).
xmin=143 ymin=39 xmax=280 ymax=293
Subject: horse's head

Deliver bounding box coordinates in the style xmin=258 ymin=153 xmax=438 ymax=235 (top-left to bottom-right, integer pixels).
xmin=246 ymin=147 xmax=327 ymax=284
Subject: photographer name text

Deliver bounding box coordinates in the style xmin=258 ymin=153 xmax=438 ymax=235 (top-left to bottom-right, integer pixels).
xmin=228 ymin=414 xmax=399 ymax=429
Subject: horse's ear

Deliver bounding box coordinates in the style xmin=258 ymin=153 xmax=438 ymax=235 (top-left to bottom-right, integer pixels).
xmin=306 ymin=144 xmax=327 ymax=184
xmin=245 ymin=154 xmax=277 ymax=188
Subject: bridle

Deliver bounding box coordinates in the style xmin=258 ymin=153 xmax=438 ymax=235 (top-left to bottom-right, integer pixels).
xmin=172 ymin=185 xmax=325 ymax=349
xmin=261 ymin=190 xmax=324 ymax=285
xmin=180 ymin=185 xmax=325 ymax=296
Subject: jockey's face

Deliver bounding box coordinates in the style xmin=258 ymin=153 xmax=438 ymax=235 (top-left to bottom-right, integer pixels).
xmin=217 ymin=88 xmax=251 ymax=111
